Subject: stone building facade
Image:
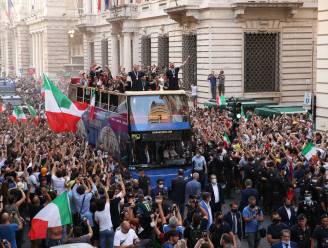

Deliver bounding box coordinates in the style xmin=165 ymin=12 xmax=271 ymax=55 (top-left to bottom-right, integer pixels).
xmin=0 ymin=0 xmax=84 ymax=80
xmin=79 ymin=0 xmax=317 ymax=104
xmin=316 ymin=0 xmax=328 ymax=130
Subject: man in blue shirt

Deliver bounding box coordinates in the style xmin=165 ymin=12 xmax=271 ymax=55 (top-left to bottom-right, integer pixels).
xmin=192 ymin=150 xmax=208 ymax=189
xmin=242 ymin=196 xmax=264 ymax=248
xmin=0 ymin=212 xmax=23 ymax=248
xmin=207 ymin=71 xmax=217 ymax=100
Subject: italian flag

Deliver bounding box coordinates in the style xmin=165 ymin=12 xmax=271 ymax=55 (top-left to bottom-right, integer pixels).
xmin=44 ymin=75 xmax=86 ymax=133
xmin=89 ymin=88 xmax=95 ymax=120
xmin=223 ymin=132 xmax=231 ymax=148
xmin=241 ymin=106 xmax=247 ymax=121
xmin=216 ymin=95 xmax=226 ymax=106
xmin=9 ymin=106 xmax=27 ymax=123
xmin=29 ymin=192 xmax=72 ymax=240
xmin=302 ymin=142 xmax=317 ymax=161
xmin=27 ymin=104 xmax=39 ymax=126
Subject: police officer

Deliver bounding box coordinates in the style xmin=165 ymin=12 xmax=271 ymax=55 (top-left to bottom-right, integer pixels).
xmin=319 ymin=180 xmax=328 ymax=214
xmin=297 ymin=191 xmax=321 ymax=231
xmin=290 ymin=214 xmax=311 ymax=248
xmin=312 ymin=213 xmax=328 ymax=248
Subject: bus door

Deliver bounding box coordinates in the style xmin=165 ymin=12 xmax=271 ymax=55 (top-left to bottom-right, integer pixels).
xmin=88 ymin=125 xmax=99 ymax=146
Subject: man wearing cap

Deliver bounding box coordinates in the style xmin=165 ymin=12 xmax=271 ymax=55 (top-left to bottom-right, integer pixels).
xmin=290 ymin=214 xmax=311 ymax=248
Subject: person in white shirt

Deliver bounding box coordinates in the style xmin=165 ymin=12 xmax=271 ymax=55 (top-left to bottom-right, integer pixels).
xmin=191 ymin=83 xmax=197 ymax=108
xmin=95 ymin=190 xmax=114 ymax=248
xmin=51 ymin=163 xmax=67 ymax=195
xmin=114 ymin=221 xmax=139 ymax=248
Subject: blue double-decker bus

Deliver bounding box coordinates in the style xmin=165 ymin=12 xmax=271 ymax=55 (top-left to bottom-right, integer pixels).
xmin=68 ymin=84 xmax=192 ymax=167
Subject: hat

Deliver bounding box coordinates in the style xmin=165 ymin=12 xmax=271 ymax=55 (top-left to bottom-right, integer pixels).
xmin=41 ymin=167 xmax=47 ymax=176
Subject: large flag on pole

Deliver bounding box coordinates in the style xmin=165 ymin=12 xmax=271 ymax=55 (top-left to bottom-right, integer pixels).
xmin=223 ymin=132 xmax=231 ymax=148
xmin=29 ymin=192 xmax=72 ymax=240
xmin=43 ymin=75 xmax=86 ymax=133
xmin=9 ymin=106 xmax=27 ymax=123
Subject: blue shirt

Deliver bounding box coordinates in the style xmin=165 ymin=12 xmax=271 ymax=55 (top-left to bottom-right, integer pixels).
xmin=70 ymin=183 xmax=97 ymax=214
xmin=192 ymin=155 xmax=206 ymax=171
xmin=242 ymin=206 xmax=263 ymax=233
xmin=207 ymin=74 xmax=217 ymax=86
xmin=0 ymin=224 xmax=19 ymax=248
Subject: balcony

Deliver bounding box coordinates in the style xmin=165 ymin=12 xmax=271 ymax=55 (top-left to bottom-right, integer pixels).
xmin=105 ymin=4 xmax=138 ymax=23
xmin=76 ymin=14 xmax=97 ymax=33
xmin=232 ymin=0 xmax=304 ymax=18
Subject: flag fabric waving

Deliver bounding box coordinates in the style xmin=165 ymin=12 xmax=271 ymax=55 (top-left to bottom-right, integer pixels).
xmin=27 ymin=104 xmax=39 ymax=126
xmin=29 ymin=192 xmax=72 ymax=240
xmin=223 ymin=132 xmax=231 ymax=148
xmin=43 ymin=75 xmax=85 ymax=133
xmin=0 ymin=103 xmax=6 ymax=113
xmin=9 ymin=106 xmax=27 ymax=123
xmin=302 ymin=142 xmax=317 ymax=161
xmin=216 ymin=95 xmax=226 ymax=107
xmin=89 ymin=89 xmax=96 ymax=120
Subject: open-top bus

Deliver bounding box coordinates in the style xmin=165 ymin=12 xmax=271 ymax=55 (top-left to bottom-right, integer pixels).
xmin=68 ymin=84 xmax=192 ymax=167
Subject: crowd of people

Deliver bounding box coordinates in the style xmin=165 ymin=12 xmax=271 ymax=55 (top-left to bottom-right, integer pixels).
xmin=0 ymin=73 xmax=328 ymax=248
xmin=78 ymin=57 xmax=190 ymax=93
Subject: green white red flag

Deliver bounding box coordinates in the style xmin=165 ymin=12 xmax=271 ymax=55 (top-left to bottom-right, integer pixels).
xmin=9 ymin=106 xmax=27 ymax=123
xmin=216 ymin=95 xmax=226 ymax=106
xmin=223 ymin=132 xmax=231 ymax=148
xmin=302 ymin=142 xmax=317 ymax=161
xmin=29 ymin=192 xmax=72 ymax=240
xmin=43 ymin=75 xmax=86 ymax=132
xmin=27 ymin=104 xmax=39 ymax=126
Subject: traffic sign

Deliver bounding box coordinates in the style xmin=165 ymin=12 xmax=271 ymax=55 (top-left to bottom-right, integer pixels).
xmin=304 ymin=92 xmax=312 ymax=106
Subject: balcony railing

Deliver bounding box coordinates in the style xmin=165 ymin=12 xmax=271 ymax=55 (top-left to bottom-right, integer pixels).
xmin=77 ymin=14 xmax=97 ymax=27
xmin=106 ymin=4 xmax=138 ymax=22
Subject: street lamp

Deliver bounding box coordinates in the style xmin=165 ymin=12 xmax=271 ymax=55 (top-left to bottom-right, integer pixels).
xmin=68 ymin=29 xmax=75 ymax=38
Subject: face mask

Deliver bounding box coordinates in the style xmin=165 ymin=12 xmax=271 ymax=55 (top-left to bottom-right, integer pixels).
xmin=231 ymin=209 xmax=238 ymax=213
xmin=325 ymin=184 xmax=328 ymax=189
xmin=305 ymin=196 xmax=311 ymax=202
xmin=211 ymin=179 xmax=217 ymax=184
xmin=285 ymin=204 xmax=291 ymax=208
xmin=272 ymin=219 xmax=280 ymax=224
xmin=158 ymin=184 xmax=164 ymax=189
xmin=250 ymin=204 xmax=256 ymax=208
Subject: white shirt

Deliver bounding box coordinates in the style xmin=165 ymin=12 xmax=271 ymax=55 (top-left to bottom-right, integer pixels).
xmin=51 ymin=175 xmax=66 ymax=194
xmin=28 ymin=174 xmax=39 ymax=193
xmin=191 ymin=85 xmax=197 ymax=96
xmin=285 ymin=207 xmax=291 ymax=220
xmin=114 ymin=228 xmax=138 ymax=246
xmin=95 ymin=202 xmax=113 ymax=231
xmin=212 ymin=183 xmax=220 ymax=203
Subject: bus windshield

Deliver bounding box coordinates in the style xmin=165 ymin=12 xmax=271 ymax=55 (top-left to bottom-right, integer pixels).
xmin=129 ymin=94 xmax=190 ymax=132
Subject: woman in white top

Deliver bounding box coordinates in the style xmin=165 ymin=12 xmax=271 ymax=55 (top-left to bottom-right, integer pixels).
xmin=95 ymin=189 xmax=114 ymax=248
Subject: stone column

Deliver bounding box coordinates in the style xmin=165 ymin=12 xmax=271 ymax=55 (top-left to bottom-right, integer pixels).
xmin=32 ymin=33 xmax=36 ymax=75
xmin=111 ymin=34 xmax=119 ymax=77
xmin=123 ymin=32 xmax=132 ymax=72
xmin=36 ymin=32 xmax=40 ymax=77
xmin=119 ymin=35 xmax=123 ymax=69
xmin=40 ymin=32 xmax=43 ymax=76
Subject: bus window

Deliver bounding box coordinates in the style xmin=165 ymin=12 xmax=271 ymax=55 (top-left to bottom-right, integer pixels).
xmin=117 ymin=95 xmax=127 ymax=114
xmin=101 ymin=92 xmax=109 ymax=110
xmin=84 ymin=88 xmax=91 ymax=104
xmin=76 ymin=86 xmax=83 ymax=102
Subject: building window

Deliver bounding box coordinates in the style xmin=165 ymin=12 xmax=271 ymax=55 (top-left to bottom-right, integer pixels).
xmin=244 ymin=32 xmax=280 ymax=93
xmin=141 ymin=36 xmax=151 ymax=70
xmin=158 ymin=35 xmax=169 ymax=73
xmin=101 ymin=39 xmax=109 ymax=68
xmin=89 ymin=42 xmax=95 ymax=65
xmin=182 ymin=33 xmax=197 ymax=90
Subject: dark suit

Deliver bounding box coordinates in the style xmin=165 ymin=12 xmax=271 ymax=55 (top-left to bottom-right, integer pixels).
xmin=205 ymin=183 xmax=225 ymax=215
xmin=271 ymin=241 xmax=298 ymax=248
xmin=223 ymin=211 xmax=243 ymax=239
xmin=277 ymin=206 xmax=297 ymax=228
xmin=171 ymin=176 xmax=186 ymax=205
xmin=128 ymin=70 xmax=145 ymax=91
xmin=165 ymin=67 xmax=180 ymax=90
xmin=185 ymin=180 xmax=201 ymax=202
xmin=239 ymin=187 xmax=259 ymax=211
